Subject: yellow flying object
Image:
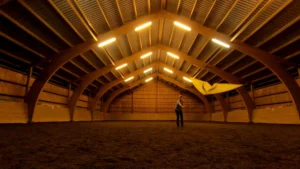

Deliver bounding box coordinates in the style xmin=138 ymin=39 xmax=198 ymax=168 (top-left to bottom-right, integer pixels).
xmin=191 ymin=78 xmax=243 ymax=95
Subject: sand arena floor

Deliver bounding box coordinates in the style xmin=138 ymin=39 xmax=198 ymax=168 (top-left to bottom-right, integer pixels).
xmin=0 ymin=121 xmax=299 ymax=169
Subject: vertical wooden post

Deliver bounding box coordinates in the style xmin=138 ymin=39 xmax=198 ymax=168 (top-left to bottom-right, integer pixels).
xmin=89 ymin=91 xmax=93 ymax=121
xmin=131 ymin=90 xmax=134 ymax=114
xmin=68 ymin=83 xmax=71 ymax=100
xmin=210 ymin=97 xmax=214 ymax=122
xmin=25 ymin=66 xmax=32 ymax=96
xmin=227 ymin=92 xmax=230 ymax=111
xmin=155 ymin=79 xmax=158 ymax=114
xmin=251 ymin=83 xmax=254 ymax=101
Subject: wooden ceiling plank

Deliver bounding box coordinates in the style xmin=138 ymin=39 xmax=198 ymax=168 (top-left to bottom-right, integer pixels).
xmin=18 ymin=0 xmax=73 ymax=47
xmin=48 ymin=0 xmax=86 ymax=41
xmin=0 ymin=10 xmax=58 ymax=53
xmin=197 ymin=0 xmax=263 ymax=78
xmin=115 ymin=0 xmax=138 ymax=71
xmin=0 ymin=32 xmax=45 ymax=59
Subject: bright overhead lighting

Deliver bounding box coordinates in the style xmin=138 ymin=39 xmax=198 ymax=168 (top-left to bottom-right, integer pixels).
xmin=98 ymin=38 xmax=116 ymax=47
xmin=183 ymin=77 xmax=192 ymax=82
xmin=163 ymin=67 xmax=173 ymax=73
xmin=167 ymin=52 xmax=179 ymax=59
xmin=115 ymin=63 xmax=127 ymax=70
xmin=125 ymin=76 xmax=134 ymax=82
xmin=145 ymin=77 xmax=153 ymax=82
xmin=174 ymin=21 xmax=191 ymax=31
xmin=135 ymin=22 xmax=152 ymax=31
xmin=140 ymin=52 xmax=152 ymax=59
xmin=212 ymin=38 xmax=230 ymax=48
xmin=144 ymin=68 xmax=152 ymax=73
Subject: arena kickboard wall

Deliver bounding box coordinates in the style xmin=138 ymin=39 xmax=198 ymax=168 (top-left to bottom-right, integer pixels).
xmin=0 ymin=67 xmax=299 ymax=124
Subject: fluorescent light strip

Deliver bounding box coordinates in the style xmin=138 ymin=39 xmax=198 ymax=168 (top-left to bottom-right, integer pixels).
xmin=174 ymin=21 xmax=191 ymax=31
xmin=144 ymin=68 xmax=152 ymax=73
xmin=135 ymin=22 xmax=152 ymax=31
xmin=163 ymin=67 xmax=173 ymax=73
xmin=140 ymin=52 xmax=152 ymax=59
xmin=115 ymin=63 xmax=128 ymax=70
xmin=145 ymin=77 xmax=153 ymax=82
xmin=167 ymin=52 xmax=179 ymax=59
xmin=183 ymin=77 xmax=192 ymax=82
xmin=98 ymin=38 xmax=116 ymax=47
xmin=212 ymin=38 xmax=230 ymax=48
xmin=125 ymin=76 xmax=134 ymax=82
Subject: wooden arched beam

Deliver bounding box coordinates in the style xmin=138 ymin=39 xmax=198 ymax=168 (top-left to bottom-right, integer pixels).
xmin=24 ymin=12 xmax=163 ymax=122
xmin=102 ymin=73 xmax=212 ymax=114
xmin=73 ymin=45 xmax=246 ymax=121
xmin=68 ymin=47 xmax=155 ymax=120
xmin=90 ymin=62 xmax=228 ymax=118
xmin=89 ymin=62 xmax=158 ymax=118
xmin=102 ymin=75 xmax=158 ymax=113
xmin=163 ymin=11 xmax=300 ymax=118
xmin=157 ymin=45 xmax=254 ymax=121
xmin=156 ymin=73 xmax=213 ymax=114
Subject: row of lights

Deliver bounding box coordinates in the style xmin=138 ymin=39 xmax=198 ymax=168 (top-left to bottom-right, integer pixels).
xmin=97 ymin=20 xmax=230 ymax=83
xmin=124 ymin=76 xmax=153 ymax=83
xmin=163 ymin=68 xmax=192 ymax=83
xmin=97 ymin=20 xmax=230 ymax=49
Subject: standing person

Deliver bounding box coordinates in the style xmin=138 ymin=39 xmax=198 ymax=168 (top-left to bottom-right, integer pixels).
xmin=175 ymin=94 xmax=184 ymax=127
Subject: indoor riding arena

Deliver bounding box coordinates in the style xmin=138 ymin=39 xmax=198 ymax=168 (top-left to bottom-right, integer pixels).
xmin=1 ymin=0 xmax=300 ymax=168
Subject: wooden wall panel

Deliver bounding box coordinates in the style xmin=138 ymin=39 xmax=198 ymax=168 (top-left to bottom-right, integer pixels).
xmin=104 ymin=113 xmax=211 ymax=121
xmin=76 ymin=100 xmax=89 ymax=108
xmin=73 ymin=108 xmax=92 ymax=121
xmin=109 ymin=81 xmax=205 ymax=114
xmin=211 ymin=112 xmax=224 ymax=122
xmin=227 ymin=110 xmax=249 ymax=122
xmin=0 ymin=67 xmax=88 ymax=107
xmin=33 ymin=105 xmax=70 ymax=122
xmin=0 ymin=81 xmax=25 ymax=97
xmin=0 ymin=101 xmax=27 ymax=123
xmin=39 ymin=92 xmax=68 ymax=105
xmin=253 ymin=106 xmax=300 ymax=124
xmin=0 ymin=67 xmax=27 ymax=84
xmin=93 ymin=110 xmax=104 ymax=121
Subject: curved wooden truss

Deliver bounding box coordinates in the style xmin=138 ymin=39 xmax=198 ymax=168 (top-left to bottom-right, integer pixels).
xmin=69 ymin=45 xmax=246 ymax=121
xmin=25 ymin=11 xmax=299 ymax=122
xmin=90 ymin=62 xmax=228 ymax=119
xmin=102 ymin=73 xmax=214 ymax=116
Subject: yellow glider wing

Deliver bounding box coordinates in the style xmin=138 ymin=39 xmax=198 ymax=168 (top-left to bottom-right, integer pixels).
xmin=191 ymin=78 xmax=243 ymax=95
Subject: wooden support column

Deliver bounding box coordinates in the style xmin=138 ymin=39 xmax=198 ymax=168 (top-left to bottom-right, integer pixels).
xmin=251 ymin=84 xmax=254 ymax=101
xmin=68 ymin=83 xmax=71 ymax=100
xmin=227 ymin=92 xmax=230 ymax=110
xmin=25 ymin=66 xmax=32 ymax=96
xmin=131 ymin=90 xmax=134 ymax=114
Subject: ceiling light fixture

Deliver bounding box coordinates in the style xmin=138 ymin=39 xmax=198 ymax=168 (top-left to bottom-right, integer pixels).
xmin=98 ymin=38 xmax=116 ymax=47
xmin=135 ymin=22 xmax=152 ymax=31
xmin=163 ymin=67 xmax=173 ymax=73
xmin=125 ymin=76 xmax=134 ymax=82
xmin=115 ymin=63 xmax=128 ymax=70
xmin=212 ymin=38 xmax=230 ymax=48
xmin=140 ymin=52 xmax=152 ymax=59
xmin=183 ymin=77 xmax=192 ymax=82
xmin=167 ymin=52 xmax=179 ymax=59
xmin=144 ymin=68 xmax=153 ymax=73
xmin=174 ymin=21 xmax=191 ymax=31
xmin=145 ymin=77 xmax=153 ymax=82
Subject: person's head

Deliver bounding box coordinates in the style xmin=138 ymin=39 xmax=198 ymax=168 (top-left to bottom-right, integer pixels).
xmin=179 ymin=94 xmax=182 ymax=99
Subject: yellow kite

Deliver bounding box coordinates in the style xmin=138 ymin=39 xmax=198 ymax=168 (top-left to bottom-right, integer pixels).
xmin=191 ymin=78 xmax=243 ymax=95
